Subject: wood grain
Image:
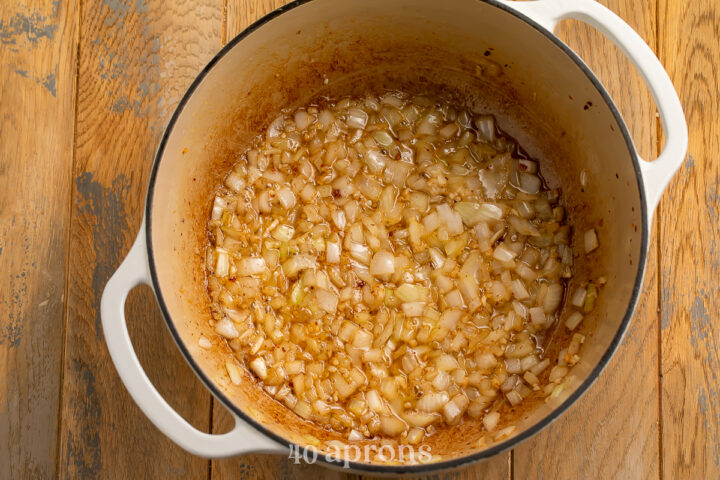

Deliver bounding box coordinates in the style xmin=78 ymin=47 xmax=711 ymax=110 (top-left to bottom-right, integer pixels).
xmin=512 ymin=1 xmax=661 ymax=478
xmin=0 ymin=1 xmax=77 ymax=478
xmin=58 ymin=0 xmax=221 ymax=478
xmin=658 ymin=0 xmax=720 ymax=477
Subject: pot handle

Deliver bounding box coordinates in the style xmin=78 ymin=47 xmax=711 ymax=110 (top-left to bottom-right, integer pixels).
xmin=100 ymin=224 xmax=286 ymax=458
xmin=495 ymin=0 xmax=688 ymax=215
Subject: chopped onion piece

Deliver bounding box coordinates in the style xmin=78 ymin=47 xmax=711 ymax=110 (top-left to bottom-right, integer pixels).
xmin=417 ymin=392 xmax=450 ymax=413
xmin=402 ymin=302 xmax=426 ymax=317
xmin=215 ymin=317 xmax=239 ymax=339
xmin=215 ymin=249 xmax=230 ymax=277
xmin=565 ymin=311 xmax=584 ymax=330
xmin=454 ymin=202 xmax=504 ymax=225
xmin=226 ymin=361 xmax=242 ymax=385
xmin=237 ymin=257 xmax=267 ymax=276
xmin=277 ymin=187 xmax=296 ymax=209
xmin=282 ymin=255 xmax=316 ymax=277
xmin=571 ymin=287 xmax=587 ymax=308
xmin=436 ymin=204 xmax=464 ymax=235
xmin=250 ymin=357 xmax=267 ymax=380
xmin=315 ymin=289 xmax=338 ymax=314
xmin=483 ymin=411 xmax=500 ymax=431
xmin=395 ymin=283 xmax=428 ymax=303
xmin=271 ymin=224 xmax=295 ymax=242
xmin=584 ymin=229 xmax=599 ymax=253
xmin=493 ymin=243 xmax=516 ymax=263
xmin=346 ymin=108 xmax=369 ymax=129
xmin=369 ymin=250 xmax=395 ymax=276
xmin=475 ymin=115 xmax=495 ymax=141
xmin=529 ymin=307 xmax=546 ymax=327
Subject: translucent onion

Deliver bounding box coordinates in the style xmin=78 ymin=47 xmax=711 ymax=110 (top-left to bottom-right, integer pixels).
xmin=206 ymin=91 xmax=596 ymax=442
xmin=346 ymin=108 xmax=369 ymax=129
xmin=315 ymin=289 xmax=338 ymax=313
xmin=584 ymin=229 xmax=599 ymax=253
xmin=454 ymin=202 xmax=504 ymax=225
xmin=369 ymin=250 xmax=395 ymax=276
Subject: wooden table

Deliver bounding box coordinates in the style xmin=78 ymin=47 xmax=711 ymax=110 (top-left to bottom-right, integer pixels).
xmin=1 ymin=0 xmax=717 ymax=478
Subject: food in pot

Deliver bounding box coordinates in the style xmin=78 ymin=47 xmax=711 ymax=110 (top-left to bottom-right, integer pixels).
xmin=205 ymin=92 xmax=599 ymax=444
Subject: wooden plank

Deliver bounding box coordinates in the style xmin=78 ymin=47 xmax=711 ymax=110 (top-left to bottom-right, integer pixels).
xmin=58 ymin=1 xmax=221 ymax=478
xmin=658 ymin=0 xmax=720 ymax=477
xmin=513 ymin=1 xmax=661 ymax=478
xmin=0 ymin=1 xmax=78 ymax=478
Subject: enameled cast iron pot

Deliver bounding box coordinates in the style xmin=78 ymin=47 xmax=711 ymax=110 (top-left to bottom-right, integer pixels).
xmin=101 ymin=0 xmax=687 ymax=474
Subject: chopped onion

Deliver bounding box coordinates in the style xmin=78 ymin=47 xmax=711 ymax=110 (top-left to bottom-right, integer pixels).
xmin=369 ymin=250 xmax=395 ymax=276
xmin=331 ymin=210 xmax=346 ymax=230
xmin=316 ymin=289 xmax=338 ymax=313
xmin=475 ymin=115 xmax=495 ymax=141
xmin=215 ymin=317 xmax=239 ymax=339
xmin=543 ymin=283 xmax=563 ymax=313
xmin=529 ymin=307 xmax=546 ymax=327
xmin=417 ymin=392 xmax=449 ymax=413
xmin=225 ymin=361 xmax=243 ymax=385
xmin=250 ymin=357 xmax=267 ymax=380
xmin=436 ymin=204 xmax=464 ymax=236
xmin=206 ymin=91 xmax=596 ymax=442
xmin=493 ymin=243 xmax=516 ymax=263
xmin=282 ymin=254 xmax=316 ymax=277
xmin=225 ymin=172 xmax=246 ymax=192
xmin=380 ymin=415 xmax=406 ymax=436
xmin=346 ymin=108 xmax=369 ymax=129
xmin=237 ymin=257 xmax=267 ymax=276
xmin=294 ymin=109 xmax=313 ymax=130
xmin=395 ymin=283 xmax=428 ymax=302
xmin=326 ymin=240 xmax=341 ymax=264
xmin=570 ymin=287 xmax=587 ymax=308
xmin=215 ymin=249 xmax=230 ymax=277
xmin=271 ymin=225 xmax=295 ymax=242
xmin=518 ymin=173 xmax=541 ymax=194
xmin=584 ymin=229 xmax=599 ymax=253
xmin=402 ymin=302 xmax=426 ymax=317
xmin=365 ymin=150 xmax=388 ymax=174
xmin=565 ymin=311 xmax=584 ymax=330
xmin=454 ymin=202 xmax=503 ymax=225
xmin=212 ymin=196 xmax=227 ymax=221
xmin=277 ymin=187 xmax=296 ymax=209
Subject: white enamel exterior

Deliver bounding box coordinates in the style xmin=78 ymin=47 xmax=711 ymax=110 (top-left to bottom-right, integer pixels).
xmin=101 ymin=0 xmax=687 ymax=468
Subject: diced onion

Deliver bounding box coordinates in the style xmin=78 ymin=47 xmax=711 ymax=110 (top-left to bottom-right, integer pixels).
xmin=454 ymin=202 xmax=504 ymax=225
xmin=206 ymin=91 xmax=596 ymax=443
xmin=215 ymin=317 xmax=239 ymax=339
xmin=237 ymin=257 xmax=267 ymax=276
xmin=584 ymin=229 xmax=599 ymax=253
xmin=369 ymin=250 xmax=395 ymax=276
xmin=315 ymin=289 xmax=338 ymax=314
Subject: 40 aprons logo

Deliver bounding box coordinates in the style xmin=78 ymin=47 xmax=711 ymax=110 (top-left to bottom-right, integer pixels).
xmin=289 ymin=443 xmax=432 ymax=467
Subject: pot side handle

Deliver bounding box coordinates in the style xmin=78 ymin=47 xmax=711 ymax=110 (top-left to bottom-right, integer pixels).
xmin=495 ymin=0 xmax=688 ymax=216
xmin=100 ymin=224 xmax=286 ymax=458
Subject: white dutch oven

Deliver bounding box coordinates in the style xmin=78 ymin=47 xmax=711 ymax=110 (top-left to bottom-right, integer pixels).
xmin=101 ymin=0 xmax=687 ymax=474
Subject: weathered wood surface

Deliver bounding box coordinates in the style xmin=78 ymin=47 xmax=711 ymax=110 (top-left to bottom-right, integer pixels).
xmin=658 ymin=0 xmax=720 ymax=478
xmin=0 ymin=1 xmax=78 ymax=478
xmin=513 ymin=1 xmax=662 ymax=478
xmin=57 ymin=0 xmax=220 ymax=478
xmin=0 ymin=0 xmax=718 ymax=478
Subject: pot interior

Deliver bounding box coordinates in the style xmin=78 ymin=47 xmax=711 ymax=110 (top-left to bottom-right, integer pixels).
xmin=147 ymin=0 xmax=645 ymax=469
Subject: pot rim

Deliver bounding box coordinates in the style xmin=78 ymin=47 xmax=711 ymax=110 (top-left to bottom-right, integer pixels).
xmin=144 ymin=0 xmax=649 ymax=473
